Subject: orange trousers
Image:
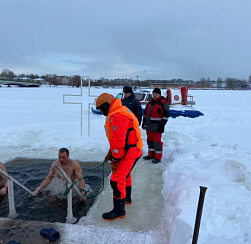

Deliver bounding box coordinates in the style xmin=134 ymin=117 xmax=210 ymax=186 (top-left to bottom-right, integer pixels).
xmin=110 ymin=147 xmax=142 ymax=199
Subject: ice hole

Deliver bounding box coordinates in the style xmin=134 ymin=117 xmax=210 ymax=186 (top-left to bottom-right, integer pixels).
xmin=0 ymin=158 xmax=111 ymax=223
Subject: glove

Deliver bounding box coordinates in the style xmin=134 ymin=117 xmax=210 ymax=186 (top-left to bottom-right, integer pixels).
xmin=111 ymin=158 xmax=121 ymax=174
xmin=158 ymin=123 xmax=165 ymax=133
xmin=141 ymin=117 xmax=147 ymax=130
xmin=105 ymin=150 xmax=112 ymax=162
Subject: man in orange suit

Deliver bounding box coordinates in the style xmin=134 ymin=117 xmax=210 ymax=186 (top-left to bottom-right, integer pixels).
xmin=96 ymin=93 xmax=143 ymax=220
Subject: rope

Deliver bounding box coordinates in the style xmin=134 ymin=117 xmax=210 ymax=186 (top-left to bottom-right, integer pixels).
xmin=61 ymin=159 xmax=107 ymax=200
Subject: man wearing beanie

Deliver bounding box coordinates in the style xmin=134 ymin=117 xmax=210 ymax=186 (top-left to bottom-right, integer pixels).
xmin=122 ymin=86 xmax=142 ymax=125
xmin=141 ymin=87 xmax=170 ymax=163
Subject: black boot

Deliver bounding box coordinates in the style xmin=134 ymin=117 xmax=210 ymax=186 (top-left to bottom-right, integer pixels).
xmin=102 ymin=198 xmax=126 ymax=220
xmin=126 ymin=186 xmax=132 ymax=204
xmin=152 ymin=159 xmax=161 ymax=164
xmin=143 ymin=155 xmax=153 ymax=160
xmin=143 ymin=151 xmax=155 ymax=160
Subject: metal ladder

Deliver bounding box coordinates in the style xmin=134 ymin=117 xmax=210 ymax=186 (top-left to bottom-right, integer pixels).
xmin=0 ymin=165 xmax=84 ymax=224
xmin=54 ymin=164 xmax=85 ymax=224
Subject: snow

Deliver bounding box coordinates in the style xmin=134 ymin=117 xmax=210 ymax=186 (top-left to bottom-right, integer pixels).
xmin=0 ymin=86 xmax=251 ymax=243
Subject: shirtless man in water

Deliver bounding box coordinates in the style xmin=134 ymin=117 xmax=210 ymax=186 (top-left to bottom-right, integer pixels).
xmin=0 ymin=162 xmax=8 ymax=196
xmin=34 ymin=148 xmax=86 ymax=202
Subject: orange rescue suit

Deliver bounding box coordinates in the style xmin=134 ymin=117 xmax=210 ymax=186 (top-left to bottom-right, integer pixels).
xmin=104 ymin=98 xmax=143 ymax=199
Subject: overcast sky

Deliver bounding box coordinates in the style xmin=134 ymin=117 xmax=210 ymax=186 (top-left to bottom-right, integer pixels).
xmin=1 ymin=0 xmax=251 ymax=81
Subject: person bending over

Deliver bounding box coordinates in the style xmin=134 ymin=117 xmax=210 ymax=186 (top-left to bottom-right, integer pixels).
xmin=96 ymin=93 xmax=143 ymax=220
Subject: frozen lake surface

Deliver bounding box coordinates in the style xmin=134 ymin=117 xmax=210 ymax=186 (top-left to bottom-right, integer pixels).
xmin=0 ymin=86 xmax=250 ymax=243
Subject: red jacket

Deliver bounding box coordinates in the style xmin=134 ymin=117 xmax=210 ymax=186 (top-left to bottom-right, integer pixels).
xmin=143 ymin=96 xmax=169 ymax=132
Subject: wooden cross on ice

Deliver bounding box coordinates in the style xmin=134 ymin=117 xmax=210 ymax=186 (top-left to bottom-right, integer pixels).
xmin=63 ymin=76 xmax=96 ymax=137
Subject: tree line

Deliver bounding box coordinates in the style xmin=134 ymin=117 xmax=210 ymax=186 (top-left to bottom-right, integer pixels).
xmin=0 ymin=68 xmax=250 ymax=90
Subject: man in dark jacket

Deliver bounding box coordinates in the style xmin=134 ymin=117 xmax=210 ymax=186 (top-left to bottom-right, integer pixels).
xmin=122 ymin=86 xmax=142 ymax=125
xmin=141 ymin=87 xmax=169 ymax=163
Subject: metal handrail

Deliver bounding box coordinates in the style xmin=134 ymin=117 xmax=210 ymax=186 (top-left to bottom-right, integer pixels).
xmin=0 ymin=168 xmax=35 ymax=219
xmin=0 ymin=168 xmax=35 ymax=196
xmin=0 ymin=167 xmax=80 ymax=223
xmin=54 ymin=164 xmax=84 ymax=223
xmin=54 ymin=164 xmax=84 ymax=200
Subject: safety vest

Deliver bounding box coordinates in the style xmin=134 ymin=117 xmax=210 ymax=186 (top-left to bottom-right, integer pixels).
xmin=105 ymin=98 xmax=143 ymax=150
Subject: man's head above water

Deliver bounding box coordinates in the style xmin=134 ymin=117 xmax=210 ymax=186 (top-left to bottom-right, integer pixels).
xmin=59 ymin=147 xmax=69 ymax=156
xmin=58 ymin=148 xmax=70 ymax=164
xmin=34 ymin=147 xmax=87 ymax=202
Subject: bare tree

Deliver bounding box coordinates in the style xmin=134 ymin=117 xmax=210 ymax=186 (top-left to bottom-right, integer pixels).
xmin=71 ymin=75 xmax=81 ymax=87
xmin=0 ymin=69 xmax=16 ymax=79
xmin=48 ymin=75 xmax=60 ymax=86
xmin=217 ymin=77 xmax=223 ymax=89
xmin=225 ymin=77 xmax=247 ymax=89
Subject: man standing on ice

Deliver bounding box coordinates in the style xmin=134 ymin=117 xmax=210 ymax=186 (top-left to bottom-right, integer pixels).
xmin=33 ymin=148 xmax=87 ymax=202
xmin=142 ymin=87 xmax=169 ymax=163
xmin=122 ymin=85 xmax=142 ymax=125
xmin=96 ymin=93 xmax=143 ymax=220
xmin=0 ymin=162 xmax=8 ymax=196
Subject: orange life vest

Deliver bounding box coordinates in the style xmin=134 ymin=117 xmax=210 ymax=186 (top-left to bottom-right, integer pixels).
xmin=105 ymin=98 xmax=143 ymax=150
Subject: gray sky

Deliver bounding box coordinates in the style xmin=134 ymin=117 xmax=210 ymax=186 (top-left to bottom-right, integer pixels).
xmin=1 ymin=0 xmax=251 ymax=81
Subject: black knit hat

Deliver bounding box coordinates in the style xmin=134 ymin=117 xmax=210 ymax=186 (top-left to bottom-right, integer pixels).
xmin=123 ymin=86 xmax=133 ymax=94
xmin=153 ymin=87 xmax=161 ymax=95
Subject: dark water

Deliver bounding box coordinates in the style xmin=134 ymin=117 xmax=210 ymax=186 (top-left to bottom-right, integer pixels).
xmin=0 ymin=158 xmax=111 ymax=223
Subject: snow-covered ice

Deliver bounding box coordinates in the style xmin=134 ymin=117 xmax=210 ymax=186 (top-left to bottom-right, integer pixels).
xmin=0 ymin=86 xmax=250 ymax=243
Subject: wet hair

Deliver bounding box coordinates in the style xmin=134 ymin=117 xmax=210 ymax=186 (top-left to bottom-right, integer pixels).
xmin=59 ymin=148 xmax=69 ymax=156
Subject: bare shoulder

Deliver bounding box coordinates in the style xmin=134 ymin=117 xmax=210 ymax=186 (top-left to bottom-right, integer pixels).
xmin=51 ymin=160 xmax=60 ymax=170
xmin=70 ymin=160 xmax=83 ymax=174
xmin=71 ymin=160 xmax=83 ymax=178
xmin=71 ymin=159 xmax=81 ymax=169
xmin=0 ymin=162 xmax=7 ymax=172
